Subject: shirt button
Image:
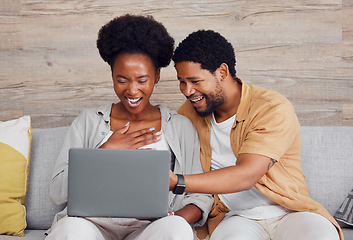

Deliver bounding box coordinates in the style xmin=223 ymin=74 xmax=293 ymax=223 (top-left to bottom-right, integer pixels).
xmin=101 ymin=132 xmax=106 ymax=135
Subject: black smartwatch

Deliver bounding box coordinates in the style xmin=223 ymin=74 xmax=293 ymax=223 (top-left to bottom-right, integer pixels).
xmin=172 ymin=174 xmax=186 ymax=195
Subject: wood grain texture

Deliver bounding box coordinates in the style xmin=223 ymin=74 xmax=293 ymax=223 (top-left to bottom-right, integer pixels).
xmin=0 ymin=0 xmax=352 ymax=127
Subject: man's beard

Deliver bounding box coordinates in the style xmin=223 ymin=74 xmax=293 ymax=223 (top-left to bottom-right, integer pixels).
xmin=194 ymin=83 xmax=225 ymax=117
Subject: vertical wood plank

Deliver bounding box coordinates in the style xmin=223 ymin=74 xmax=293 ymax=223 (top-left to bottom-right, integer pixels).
xmin=0 ymin=0 xmax=22 ymax=50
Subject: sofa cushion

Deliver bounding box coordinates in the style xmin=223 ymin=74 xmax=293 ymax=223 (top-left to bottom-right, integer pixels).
xmin=0 ymin=229 xmax=46 ymax=240
xmin=25 ymin=127 xmax=68 ymax=230
xmin=300 ymin=126 xmax=353 ymax=216
xmin=0 ymin=116 xmax=32 ymax=237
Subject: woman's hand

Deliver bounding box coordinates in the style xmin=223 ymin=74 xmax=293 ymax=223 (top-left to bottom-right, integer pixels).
xmin=173 ymin=204 xmax=202 ymax=224
xmin=100 ymin=122 xmax=161 ymax=149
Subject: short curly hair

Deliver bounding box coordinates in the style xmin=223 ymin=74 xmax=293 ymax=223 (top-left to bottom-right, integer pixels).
xmin=173 ymin=30 xmax=238 ymax=80
xmin=97 ymin=14 xmax=174 ymax=70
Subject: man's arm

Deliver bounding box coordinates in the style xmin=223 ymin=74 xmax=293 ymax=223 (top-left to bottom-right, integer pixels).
xmin=170 ymin=153 xmax=276 ymax=194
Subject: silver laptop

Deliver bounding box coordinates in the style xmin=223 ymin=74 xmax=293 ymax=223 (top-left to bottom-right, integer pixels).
xmin=67 ymin=148 xmax=171 ymax=219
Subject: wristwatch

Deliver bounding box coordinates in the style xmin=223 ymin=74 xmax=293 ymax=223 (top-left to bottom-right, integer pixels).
xmin=172 ymin=174 xmax=186 ymax=195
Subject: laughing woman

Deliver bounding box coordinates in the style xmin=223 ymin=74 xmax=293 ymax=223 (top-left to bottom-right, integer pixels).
xmin=46 ymin=14 xmax=212 ymax=240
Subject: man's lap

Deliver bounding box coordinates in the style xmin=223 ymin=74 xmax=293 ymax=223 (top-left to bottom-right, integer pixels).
xmin=210 ymin=212 xmax=339 ymax=240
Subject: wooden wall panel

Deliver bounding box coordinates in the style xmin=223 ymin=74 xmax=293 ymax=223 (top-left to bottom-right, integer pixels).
xmin=343 ymin=0 xmax=353 ymax=44
xmin=0 ymin=0 xmax=352 ymax=128
xmin=0 ymin=0 xmax=22 ymax=50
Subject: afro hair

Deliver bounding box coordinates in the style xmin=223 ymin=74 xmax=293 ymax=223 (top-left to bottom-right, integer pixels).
xmin=97 ymin=14 xmax=174 ymax=70
xmin=173 ymin=30 xmax=237 ymax=79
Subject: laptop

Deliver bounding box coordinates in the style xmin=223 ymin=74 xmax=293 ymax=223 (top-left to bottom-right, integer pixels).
xmin=67 ymin=148 xmax=171 ymax=219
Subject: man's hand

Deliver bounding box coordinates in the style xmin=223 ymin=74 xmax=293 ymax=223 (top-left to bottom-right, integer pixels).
xmin=100 ymin=122 xmax=161 ymax=149
xmin=169 ymin=170 xmax=178 ymax=191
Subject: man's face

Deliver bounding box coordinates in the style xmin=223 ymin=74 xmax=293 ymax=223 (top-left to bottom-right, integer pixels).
xmin=175 ymin=61 xmax=224 ymax=117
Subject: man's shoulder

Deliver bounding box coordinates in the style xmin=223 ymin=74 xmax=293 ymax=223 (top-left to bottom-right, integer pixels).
xmin=244 ymin=84 xmax=298 ymax=126
xmin=244 ymin=84 xmax=294 ymax=115
xmin=249 ymin=84 xmax=289 ymax=104
xmin=177 ymin=100 xmax=193 ymax=115
xmin=178 ymin=100 xmax=203 ymax=119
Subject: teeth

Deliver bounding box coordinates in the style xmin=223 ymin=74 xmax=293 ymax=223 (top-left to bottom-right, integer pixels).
xmin=127 ymin=97 xmax=141 ymax=103
xmin=190 ymin=96 xmax=203 ymax=103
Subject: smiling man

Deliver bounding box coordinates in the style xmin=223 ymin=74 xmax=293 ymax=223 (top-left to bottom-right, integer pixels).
xmin=170 ymin=30 xmax=343 ymax=240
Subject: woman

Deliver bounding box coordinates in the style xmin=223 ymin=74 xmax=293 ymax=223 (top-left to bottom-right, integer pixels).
xmin=46 ymin=14 xmax=212 ymax=240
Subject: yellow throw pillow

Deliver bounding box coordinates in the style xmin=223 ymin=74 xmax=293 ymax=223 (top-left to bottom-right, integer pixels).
xmin=0 ymin=116 xmax=32 ymax=237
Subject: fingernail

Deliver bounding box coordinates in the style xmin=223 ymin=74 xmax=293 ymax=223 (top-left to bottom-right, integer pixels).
xmin=149 ymin=127 xmax=155 ymax=131
xmin=155 ymin=131 xmax=162 ymax=136
xmin=124 ymin=122 xmax=130 ymax=127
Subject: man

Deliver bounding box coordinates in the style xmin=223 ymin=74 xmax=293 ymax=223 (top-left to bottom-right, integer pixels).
xmin=169 ymin=30 xmax=342 ymax=240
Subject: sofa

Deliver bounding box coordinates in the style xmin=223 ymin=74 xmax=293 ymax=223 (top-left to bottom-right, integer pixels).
xmin=1 ymin=125 xmax=353 ymax=239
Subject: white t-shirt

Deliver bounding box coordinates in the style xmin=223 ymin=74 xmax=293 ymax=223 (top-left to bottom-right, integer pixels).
xmin=210 ymin=113 xmax=289 ymax=219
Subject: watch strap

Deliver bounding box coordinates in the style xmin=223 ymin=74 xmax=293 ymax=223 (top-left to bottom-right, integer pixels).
xmin=172 ymin=174 xmax=186 ymax=195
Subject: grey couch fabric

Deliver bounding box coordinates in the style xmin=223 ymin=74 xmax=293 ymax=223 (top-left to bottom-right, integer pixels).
xmin=25 ymin=127 xmax=67 ymax=230
xmin=1 ymin=126 xmax=352 ymax=239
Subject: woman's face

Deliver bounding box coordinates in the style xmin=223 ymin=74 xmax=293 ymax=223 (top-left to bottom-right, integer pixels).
xmin=112 ymin=53 xmax=160 ymax=115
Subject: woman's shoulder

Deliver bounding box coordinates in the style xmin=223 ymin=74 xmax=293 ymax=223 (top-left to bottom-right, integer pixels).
xmin=73 ymin=104 xmax=112 ymax=125
xmin=158 ymin=104 xmax=194 ymax=126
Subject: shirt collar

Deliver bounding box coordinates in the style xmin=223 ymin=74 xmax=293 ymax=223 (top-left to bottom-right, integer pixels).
xmin=96 ymin=103 xmax=113 ymax=123
xmin=234 ymin=78 xmax=249 ymax=124
xmin=95 ymin=103 xmax=175 ymax=124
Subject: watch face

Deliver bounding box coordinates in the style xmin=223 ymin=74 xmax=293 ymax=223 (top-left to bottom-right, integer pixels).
xmin=173 ymin=185 xmax=186 ymax=195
